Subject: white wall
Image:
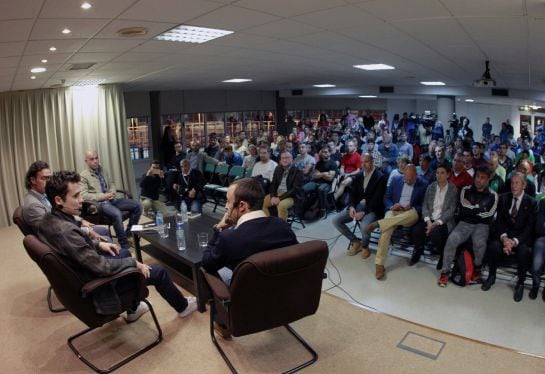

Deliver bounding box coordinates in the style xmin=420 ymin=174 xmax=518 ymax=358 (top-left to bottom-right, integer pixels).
xmin=454 ymin=101 xmax=515 ymax=138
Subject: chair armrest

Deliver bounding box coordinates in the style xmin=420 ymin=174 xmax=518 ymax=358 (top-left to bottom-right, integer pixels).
xmin=81 ymin=268 xmax=142 ymax=297
xmin=201 ymin=268 xmax=231 ymax=302
xmin=116 ymin=189 xmax=133 ymax=199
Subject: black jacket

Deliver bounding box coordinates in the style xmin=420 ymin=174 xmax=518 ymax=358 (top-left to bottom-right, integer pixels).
xmin=349 ymin=169 xmax=387 ymax=218
xmin=493 ymin=192 xmax=536 ymax=246
xmin=269 ymin=165 xmax=303 ymax=200
xmin=458 ymin=185 xmax=498 ymax=225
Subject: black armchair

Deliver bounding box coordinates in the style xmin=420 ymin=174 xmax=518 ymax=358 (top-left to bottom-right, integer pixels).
xmin=23 ymin=235 xmax=162 ymax=373
xmin=201 ymin=240 xmax=328 ymax=374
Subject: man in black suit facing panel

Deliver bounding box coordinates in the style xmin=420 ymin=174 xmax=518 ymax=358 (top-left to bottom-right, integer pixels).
xmin=202 ymin=177 xmax=298 ymax=283
xmin=482 ymin=172 xmax=537 ymax=301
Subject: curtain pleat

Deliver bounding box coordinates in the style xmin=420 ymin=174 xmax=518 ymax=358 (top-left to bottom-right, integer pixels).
xmin=0 ymin=84 xmax=136 ymax=228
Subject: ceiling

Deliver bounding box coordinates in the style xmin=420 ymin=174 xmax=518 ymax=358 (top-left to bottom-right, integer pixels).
xmin=1 ymin=0 xmax=545 ymax=99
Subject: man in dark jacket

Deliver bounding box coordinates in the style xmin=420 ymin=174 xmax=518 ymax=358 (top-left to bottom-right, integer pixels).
xmin=262 ymin=151 xmax=302 ymax=220
xmin=140 ymin=160 xmax=168 ymax=216
xmin=38 ymin=171 xmax=196 ymax=319
xmin=438 ymin=166 xmax=498 ymax=287
xmin=333 ymin=153 xmax=386 ymax=258
xmin=482 ymin=172 xmax=536 ymax=301
xmin=174 ymin=159 xmax=206 ymax=213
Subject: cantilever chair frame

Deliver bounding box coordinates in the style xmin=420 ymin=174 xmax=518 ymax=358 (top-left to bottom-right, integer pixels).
xmin=12 ymin=206 xmax=66 ymax=313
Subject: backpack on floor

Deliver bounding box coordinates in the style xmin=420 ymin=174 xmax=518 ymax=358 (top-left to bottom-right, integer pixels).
xmin=450 ymin=249 xmax=474 ymax=287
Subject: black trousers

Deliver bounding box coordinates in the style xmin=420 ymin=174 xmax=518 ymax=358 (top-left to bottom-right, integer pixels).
xmin=410 ymin=221 xmax=448 ymax=256
xmin=486 ymin=240 xmax=531 ymax=284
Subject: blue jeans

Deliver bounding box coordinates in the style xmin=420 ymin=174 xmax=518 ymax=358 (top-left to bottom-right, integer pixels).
xmin=303 ymin=181 xmax=331 ymax=210
xmin=180 ymin=197 xmax=203 ymax=214
xmin=101 ymin=198 xmax=142 ymax=247
xmin=332 ymin=204 xmax=376 ymax=247
xmin=532 ymin=237 xmax=545 ymax=288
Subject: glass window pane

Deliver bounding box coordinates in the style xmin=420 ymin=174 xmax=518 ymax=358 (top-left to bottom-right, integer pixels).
xmin=184 ymin=113 xmax=206 ymax=146
xmin=127 ymin=116 xmax=150 ymax=160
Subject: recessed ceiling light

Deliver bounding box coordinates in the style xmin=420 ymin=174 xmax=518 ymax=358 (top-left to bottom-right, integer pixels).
xmin=420 ymin=81 xmax=445 ymax=86
xmin=30 ymin=67 xmax=46 ymax=73
xmin=155 ymin=25 xmax=234 ymax=44
xmin=49 ymin=46 xmax=57 ymax=51
xmin=81 ymin=2 xmax=92 ymax=10
xmin=30 ymin=76 xmax=36 ymax=80
xmin=62 ymin=28 xmax=71 ymax=34
xmin=222 ymin=78 xmax=252 ymax=83
xmin=313 ymin=84 xmax=336 ymax=88
xmin=353 ymin=64 xmax=395 ymax=71
xmin=359 ymin=95 xmax=377 ymax=98
xmin=465 ymin=99 xmax=475 ymax=102
xmin=41 ymin=59 xmax=48 ymax=63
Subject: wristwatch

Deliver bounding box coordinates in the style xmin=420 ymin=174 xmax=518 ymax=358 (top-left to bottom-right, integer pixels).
xmin=213 ymin=224 xmax=222 ymax=233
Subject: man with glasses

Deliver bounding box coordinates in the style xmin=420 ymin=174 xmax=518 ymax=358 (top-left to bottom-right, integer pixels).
xmin=449 ymin=152 xmax=473 ymax=191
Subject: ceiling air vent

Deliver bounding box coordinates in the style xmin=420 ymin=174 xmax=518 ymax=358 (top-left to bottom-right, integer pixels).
xmin=117 ymin=27 xmax=148 ymax=37
xmin=69 ymin=63 xmax=95 ymax=71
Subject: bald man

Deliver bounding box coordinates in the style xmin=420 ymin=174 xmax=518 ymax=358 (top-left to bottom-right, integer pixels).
xmin=366 ymin=164 xmax=429 ymax=279
xmin=80 ymin=150 xmax=142 ymax=248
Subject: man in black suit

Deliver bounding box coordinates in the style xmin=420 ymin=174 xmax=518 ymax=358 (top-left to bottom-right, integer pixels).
xmin=333 ymin=153 xmax=386 ymax=258
xmin=482 ymin=172 xmax=537 ymax=301
xmin=173 ymin=159 xmax=206 ymax=213
xmin=202 ymin=178 xmax=298 ymax=283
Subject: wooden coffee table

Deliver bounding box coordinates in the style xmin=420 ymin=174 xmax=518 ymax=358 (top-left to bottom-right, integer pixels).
xmin=133 ymin=214 xmax=218 ymax=313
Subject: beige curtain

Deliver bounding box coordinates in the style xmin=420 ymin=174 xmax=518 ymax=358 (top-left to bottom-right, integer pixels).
xmin=0 ymin=84 xmax=136 ymax=228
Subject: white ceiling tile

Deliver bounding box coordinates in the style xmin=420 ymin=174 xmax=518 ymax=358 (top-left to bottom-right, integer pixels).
xmin=80 ymin=39 xmax=143 ymax=53
xmin=0 ymin=42 xmax=26 ymax=57
xmin=24 ymin=39 xmax=88 ymax=54
xmin=392 ymin=19 xmax=474 ymax=47
xmin=119 ymin=0 xmax=222 ymax=24
xmin=29 ymin=19 xmax=111 ymax=40
xmin=40 ymin=0 xmax=136 ymax=19
xmin=19 ymin=53 xmax=72 ymax=66
xmin=355 ymin=0 xmax=450 ymax=20
xmin=293 ymin=5 xmax=376 ymax=30
xmin=0 ymin=0 xmax=42 ymax=20
xmin=441 ymin=0 xmax=524 ymax=17
xmin=243 ymin=19 xmax=323 ymax=39
xmin=0 ymin=20 xmax=34 ymax=42
xmin=188 ymin=5 xmax=280 ymax=31
xmin=0 ymin=56 xmax=20 ymax=68
xmin=0 ymin=67 xmax=17 ymax=78
xmin=130 ymin=39 xmax=197 ymax=53
xmin=233 ymin=0 xmax=346 ymax=17
xmin=112 ymin=52 xmax=176 ymax=63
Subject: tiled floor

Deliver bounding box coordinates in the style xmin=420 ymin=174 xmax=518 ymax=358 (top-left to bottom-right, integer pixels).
xmin=292 ymin=211 xmax=545 ymax=357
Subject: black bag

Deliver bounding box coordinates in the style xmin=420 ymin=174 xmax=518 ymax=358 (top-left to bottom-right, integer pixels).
xmin=450 ymin=249 xmax=475 ymax=287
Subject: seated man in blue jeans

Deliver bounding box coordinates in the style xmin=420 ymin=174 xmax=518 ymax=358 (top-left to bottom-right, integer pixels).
xmin=38 ymin=171 xmax=196 ymax=320
xmin=333 ymin=153 xmax=386 ymax=258
xmin=80 ymin=150 xmax=142 ymax=248
xmin=302 ymin=145 xmax=338 ymax=218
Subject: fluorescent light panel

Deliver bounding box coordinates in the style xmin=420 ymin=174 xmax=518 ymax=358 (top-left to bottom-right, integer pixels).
xmin=81 ymin=2 xmax=92 ymax=10
xmin=465 ymin=99 xmax=474 ymax=102
xmin=313 ymin=84 xmax=336 ymax=88
xmin=73 ymin=79 xmax=105 ymax=86
xmin=420 ymin=81 xmax=445 ymax=86
xmin=155 ymin=25 xmax=233 ymax=44
xmin=30 ymin=67 xmax=46 ymax=73
xmin=359 ymin=95 xmax=377 ymax=98
xmin=353 ymin=64 xmax=395 ymax=71
xmin=222 ymin=78 xmax=252 ymax=83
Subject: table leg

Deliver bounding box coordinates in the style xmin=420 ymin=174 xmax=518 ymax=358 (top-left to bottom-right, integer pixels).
xmin=134 ymin=234 xmax=143 ymax=262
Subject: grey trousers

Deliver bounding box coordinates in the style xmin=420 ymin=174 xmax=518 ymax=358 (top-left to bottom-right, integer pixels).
xmin=441 ymin=221 xmax=489 ymax=272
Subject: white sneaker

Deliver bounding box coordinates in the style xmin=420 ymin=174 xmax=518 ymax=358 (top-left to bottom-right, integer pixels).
xmin=178 ymin=297 xmax=197 ymax=318
xmin=124 ymin=301 xmax=150 ymax=323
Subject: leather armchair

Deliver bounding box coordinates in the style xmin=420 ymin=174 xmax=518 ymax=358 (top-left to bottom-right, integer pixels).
xmin=81 ymin=189 xmax=133 ymax=236
xmin=23 ymin=235 xmax=162 ymax=373
xmin=201 ymin=240 xmax=328 ymax=373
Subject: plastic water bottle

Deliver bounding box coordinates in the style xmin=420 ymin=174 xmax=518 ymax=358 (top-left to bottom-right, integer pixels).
xmin=155 ymin=211 xmax=163 ymax=226
xmin=176 ymin=223 xmax=186 ymax=251
xmin=180 ymin=201 xmax=189 ymax=223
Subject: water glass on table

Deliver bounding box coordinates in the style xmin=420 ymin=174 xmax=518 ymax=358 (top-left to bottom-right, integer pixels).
xmin=197 ymin=232 xmax=208 ymax=248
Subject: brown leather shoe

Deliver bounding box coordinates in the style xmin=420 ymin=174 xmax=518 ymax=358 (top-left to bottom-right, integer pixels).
xmin=214 ymin=322 xmax=232 ymax=340
xmin=375 ymin=264 xmax=385 ymax=280
xmin=366 ymin=222 xmax=379 ymax=235
xmin=361 ymin=246 xmax=370 ymax=259
xmin=347 ymin=241 xmax=361 ymax=256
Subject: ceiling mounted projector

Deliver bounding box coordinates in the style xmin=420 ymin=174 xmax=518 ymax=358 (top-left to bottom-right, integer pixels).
xmin=473 ymin=60 xmax=496 ymax=87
